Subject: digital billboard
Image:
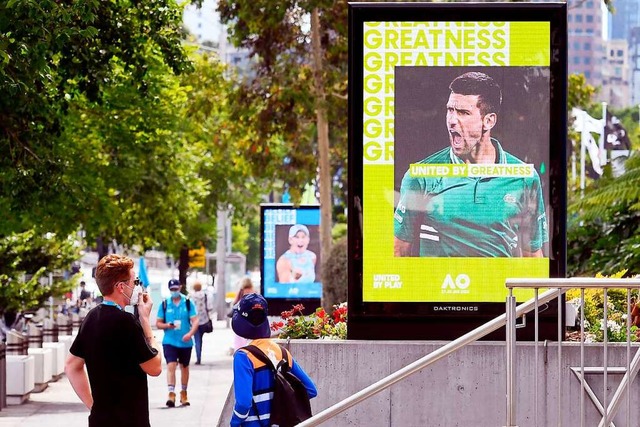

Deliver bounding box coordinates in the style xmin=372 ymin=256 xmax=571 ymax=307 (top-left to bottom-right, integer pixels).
xmin=348 ymin=3 xmax=567 ymax=340
xmin=261 ymin=204 xmax=322 ymax=313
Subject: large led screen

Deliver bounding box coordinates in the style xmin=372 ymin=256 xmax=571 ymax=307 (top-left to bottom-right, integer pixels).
xmin=261 ymin=205 xmax=322 ymax=300
xmin=348 ymin=2 xmax=566 ymax=333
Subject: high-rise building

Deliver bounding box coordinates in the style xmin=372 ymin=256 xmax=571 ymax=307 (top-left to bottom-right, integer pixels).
xmin=602 ymin=39 xmax=632 ymax=106
xmin=568 ymin=0 xmax=605 ymax=85
xmin=629 ymin=27 xmax=640 ymax=104
xmin=610 ymin=0 xmax=640 ymax=40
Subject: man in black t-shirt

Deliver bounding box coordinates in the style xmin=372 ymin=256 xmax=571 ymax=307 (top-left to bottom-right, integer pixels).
xmin=65 ymin=254 xmax=162 ymax=427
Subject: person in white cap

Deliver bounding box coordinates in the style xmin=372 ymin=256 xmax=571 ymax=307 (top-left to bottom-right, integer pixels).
xmin=276 ymin=224 xmax=317 ymax=283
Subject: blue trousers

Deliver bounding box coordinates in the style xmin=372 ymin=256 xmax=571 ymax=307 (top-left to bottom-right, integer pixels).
xmin=193 ymin=326 xmax=206 ymax=363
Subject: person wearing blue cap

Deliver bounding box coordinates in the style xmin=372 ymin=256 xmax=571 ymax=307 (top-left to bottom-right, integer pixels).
xmin=276 ymin=224 xmax=317 ymax=283
xmin=230 ymin=293 xmax=317 ymax=426
xmin=156 ymin=279 xmax=198 ymax=407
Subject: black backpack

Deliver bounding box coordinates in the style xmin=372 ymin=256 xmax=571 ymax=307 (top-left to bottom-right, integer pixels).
xmin=242 ymin=344 xmax=313 ymax=427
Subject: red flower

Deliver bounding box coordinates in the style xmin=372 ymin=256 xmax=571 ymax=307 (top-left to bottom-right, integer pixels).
xmin=270 ymin=321 xmax=284 ymax=331
xmin=333 ymin=306 xmax=347 ymax=323
xmin=316 ymin=308 xmax=326 ymax=319
xmin=281 ymin=309 xmax=294 ymax=320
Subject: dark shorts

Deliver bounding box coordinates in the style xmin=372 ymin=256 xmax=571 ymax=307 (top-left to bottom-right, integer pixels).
xmin=162 ymin=344 xmax=192 ymax=367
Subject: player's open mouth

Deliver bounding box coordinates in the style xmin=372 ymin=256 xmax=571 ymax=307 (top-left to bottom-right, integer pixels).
xmin=449 ymin=131 xmax=462 ymax=146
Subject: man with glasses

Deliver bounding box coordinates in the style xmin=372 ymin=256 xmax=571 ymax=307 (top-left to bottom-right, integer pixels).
xmin=65 ymin=254 xmax=162 ymax=427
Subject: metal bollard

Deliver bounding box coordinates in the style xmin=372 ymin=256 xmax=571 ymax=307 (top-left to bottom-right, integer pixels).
xmin=42 ymin=319 xmax=58 ymax=343
xmin=27 ymin=322 xmax=43 ymax=348
xmin=6 ymin=330 xmax=27 ymax=355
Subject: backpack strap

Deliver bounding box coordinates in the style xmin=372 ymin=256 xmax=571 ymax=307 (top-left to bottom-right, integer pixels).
xmin=241 ymin=345 xmax=273 ymax=427
xmin=277 ymin=344 xmax=291 ymax=371
xmin=242 ymin=345 xmax=276 ymax=371
xmin=162 ymin=297 xmax=192 ymax=324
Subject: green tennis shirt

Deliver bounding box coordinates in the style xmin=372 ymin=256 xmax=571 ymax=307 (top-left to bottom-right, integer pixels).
xmin=394 ymin=139 xmax=548 ymax=257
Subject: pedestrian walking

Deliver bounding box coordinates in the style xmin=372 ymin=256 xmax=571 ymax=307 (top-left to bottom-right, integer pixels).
xmin=189 ymin=280 xmax=214 ymax=364
xmin=156 ymin=279 xmax=198 ymax=407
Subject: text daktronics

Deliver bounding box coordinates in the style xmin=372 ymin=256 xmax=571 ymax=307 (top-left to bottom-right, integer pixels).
xmin=433 ymin=305 xmax=479 ymax=312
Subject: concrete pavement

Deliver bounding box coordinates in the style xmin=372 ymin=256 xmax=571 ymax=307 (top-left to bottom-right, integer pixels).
xmin=0 ymin=320 xmax=234 ymax=427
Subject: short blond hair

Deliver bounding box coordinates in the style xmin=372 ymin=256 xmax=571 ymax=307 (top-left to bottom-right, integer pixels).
xmin=239 ymin=277 xmax=254 ymax=291
xmin=192 ymin=281 xmax=202 ymax=292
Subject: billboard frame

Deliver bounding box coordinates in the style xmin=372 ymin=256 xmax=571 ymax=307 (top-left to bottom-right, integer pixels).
xmin=260 ymin=203 xmax=323 ymax=315
xmin=347 ymin=2 xmax=567 ymax=340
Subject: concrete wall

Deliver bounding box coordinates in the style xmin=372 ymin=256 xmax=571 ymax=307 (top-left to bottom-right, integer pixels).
xmin=218 ymin=340 xmax=640 ymax=426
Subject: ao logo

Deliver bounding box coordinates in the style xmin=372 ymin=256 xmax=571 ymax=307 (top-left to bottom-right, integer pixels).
xmin=441 ymin=274 xmax=471 ymax=290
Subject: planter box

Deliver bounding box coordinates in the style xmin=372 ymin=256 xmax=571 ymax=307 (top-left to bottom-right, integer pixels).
xmin=42 ymin=342 xmax=65 ymax=379
xmin=57 ymin=335 xmax=74 ymax=354
xmin=6 ymin=355 xmax=34 ymax=405
xmin=217 ymin=340 xmax=640 ymax=427
xmin=27 ymin=348 xmax=53 ymax=392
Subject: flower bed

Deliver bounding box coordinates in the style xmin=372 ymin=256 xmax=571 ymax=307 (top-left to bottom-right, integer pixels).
xmin=271 ymin=303 xmax=347 ymax=339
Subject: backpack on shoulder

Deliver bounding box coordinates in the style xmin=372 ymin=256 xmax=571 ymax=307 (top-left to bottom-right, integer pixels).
xmin=242 ymin=344 xmax=312 ymax=427
xmin=161 ymin=297 xmax=191 ymax=318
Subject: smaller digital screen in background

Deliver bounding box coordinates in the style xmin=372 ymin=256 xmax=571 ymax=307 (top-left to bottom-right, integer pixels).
xmin=261 ymin=206 xmax=322 ymax=299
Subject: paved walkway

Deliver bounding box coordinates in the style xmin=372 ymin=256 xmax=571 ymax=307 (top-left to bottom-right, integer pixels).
xmin=0 ymin=321 xmax=234 ymax=427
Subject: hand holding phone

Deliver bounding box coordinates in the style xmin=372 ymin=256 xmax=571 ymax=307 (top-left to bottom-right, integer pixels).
xmin=141 ymin=293 xmax=154 ymax=317
xmin=129 ymin=285 xmax=144 ymax=305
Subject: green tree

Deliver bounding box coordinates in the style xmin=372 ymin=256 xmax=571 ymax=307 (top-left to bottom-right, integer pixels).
xmin=0 ymin=0 xmax=193 ymax=236
xmin=218 ymin=0 xmax=349 ymax=306
xmin=56 ymin=49 xmax=209 ymax=254
xmin=0 ymin=230 xmax=80 ymax=315
xmin=568 ymin=153 xmax=640 ymax=275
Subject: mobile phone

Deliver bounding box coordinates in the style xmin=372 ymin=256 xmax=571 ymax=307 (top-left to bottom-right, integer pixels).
xmin=129 ymin=285 xmax=143 ymax=305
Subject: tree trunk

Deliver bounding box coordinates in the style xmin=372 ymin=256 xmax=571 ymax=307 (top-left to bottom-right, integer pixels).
xmin=179 ymin=244 xmax=189 ymax=289
xmin=311 ymin=8 xmax=333 ymax=309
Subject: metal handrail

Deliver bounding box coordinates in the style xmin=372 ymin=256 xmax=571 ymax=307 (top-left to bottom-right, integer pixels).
xmin=505 ymin=278 xmax=640 ymax=427
xmin=506 ymin=278 xmax=640 ymax=289
xmin=297 ymin=286 xmax=564 ymax=427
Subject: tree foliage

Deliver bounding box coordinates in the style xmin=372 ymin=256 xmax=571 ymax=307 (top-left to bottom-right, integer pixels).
xmin=0 ymin=230 xmax=80 ymax=314
xmin=568 ymin=148 xmax=640 ymax=276
xmin=217 ymin=0 xmax=348 ymax=203
xmin=56 ymin=49 xmax=214 ymax=254
xmin=0 ymin=0 xmax=275 ymax=313
xmin=0 ymin=0 xmax=193 ymax=236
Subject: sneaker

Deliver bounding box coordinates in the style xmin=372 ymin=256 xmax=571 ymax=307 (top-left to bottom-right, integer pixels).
xmin=166 ymin=392 xmax=176 ymax=408
xmin=180 ymin=390 xmax=190 ymax=406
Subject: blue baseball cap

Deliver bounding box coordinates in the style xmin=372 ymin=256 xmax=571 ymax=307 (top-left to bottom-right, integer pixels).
xmin=232 ymin=293 xmax=271 ymax=340
xmin=168 ymin=279 xmax=181 ymax=290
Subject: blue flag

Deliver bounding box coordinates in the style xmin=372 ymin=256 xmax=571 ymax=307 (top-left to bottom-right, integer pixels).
xmin=138 ymin=257 xmax=150 ymax=288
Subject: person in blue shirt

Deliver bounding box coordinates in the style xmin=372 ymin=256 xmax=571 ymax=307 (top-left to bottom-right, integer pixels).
xmin=156 ymin=279 xmax=198 ymax=407
xmin=230 ymin=293 xmax=317 ymax=426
